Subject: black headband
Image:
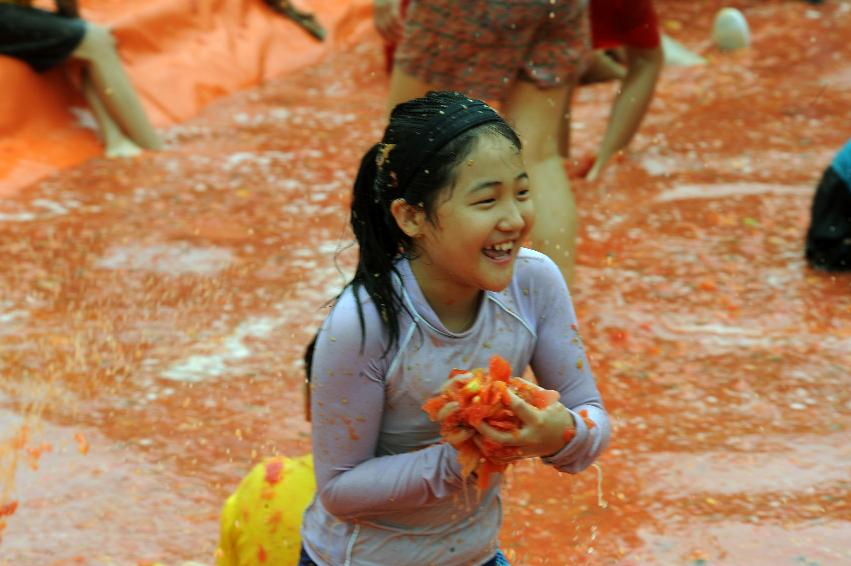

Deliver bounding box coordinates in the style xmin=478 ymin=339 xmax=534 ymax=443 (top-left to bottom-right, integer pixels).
xmin=378 ymin=97 xmax=506 ymax=196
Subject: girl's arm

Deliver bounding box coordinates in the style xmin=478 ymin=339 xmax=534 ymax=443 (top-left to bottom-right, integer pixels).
xmin=527 ymin=256 xmax=612 ymax=473
xmin=309 ymin=290 xmax=468 ymax=520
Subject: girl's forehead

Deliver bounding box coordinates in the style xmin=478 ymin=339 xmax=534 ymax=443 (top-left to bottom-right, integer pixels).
xmin=457 ymin=135 xmax=523 ymax=174
xmin=432 ymin=137 xmax=523 ymax=206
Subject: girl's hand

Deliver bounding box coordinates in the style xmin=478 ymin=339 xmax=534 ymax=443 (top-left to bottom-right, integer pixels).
xmin=433 ymin=373 xmax=468 ymax=440
xmin=475 ymin=388 xmax=575 ymax=461
xmin=373 ymin=0 xmax=402 ymax=42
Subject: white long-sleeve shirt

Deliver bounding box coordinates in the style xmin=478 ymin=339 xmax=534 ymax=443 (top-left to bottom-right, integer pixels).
xmin=301 ymin=249 xmax=610 ymax=566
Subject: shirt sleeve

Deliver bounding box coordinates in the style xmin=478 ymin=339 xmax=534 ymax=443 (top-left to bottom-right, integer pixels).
xmin=309 ymin=287 xmax=470 ymax=520
xmin=523 ymin=254 xmax=611 ymax=473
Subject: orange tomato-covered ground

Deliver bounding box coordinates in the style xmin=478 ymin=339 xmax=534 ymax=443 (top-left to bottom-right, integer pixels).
xmin=1 ymin=1 xmax=850 ymax=564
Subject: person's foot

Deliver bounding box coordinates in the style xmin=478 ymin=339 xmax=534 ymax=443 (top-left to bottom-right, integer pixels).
xmin=105 ymin=137 xmax=143 ymax=158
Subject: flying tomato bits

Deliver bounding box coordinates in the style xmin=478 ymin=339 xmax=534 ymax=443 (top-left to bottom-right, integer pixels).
xmin=0 ymin=500 xmax=17 ymax=518
xmin=421 ymin=355 xmax=562 ymax=490
xmin=264 ymin=458 xmax=284 ymax=485
xmin=74 ymin=433 xmax=89 ymax=455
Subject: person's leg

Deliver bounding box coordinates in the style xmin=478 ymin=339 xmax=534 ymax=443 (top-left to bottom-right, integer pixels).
xmin=385 ymin=66 xmax=436 ymax=117
xmin=81 ymin=71 xmax=142 ymax=158
xmin=71 ymin=23 xmax=162 ymax=150
xmin=503 ymin=81 xmax=578 ymax=284
xmin=557 ymin=85 xmax=576 ymax=160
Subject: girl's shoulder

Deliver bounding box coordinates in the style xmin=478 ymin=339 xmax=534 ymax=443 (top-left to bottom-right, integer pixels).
xmin=504 ymin=248 xmax=572 ymax=317
xmin=324 ymin=284 xmax=383 ymax=332
xmin=513 ymin=247 xmax=567 ymax=289
xmin=316 ymin=283 xmax=390 ymax=362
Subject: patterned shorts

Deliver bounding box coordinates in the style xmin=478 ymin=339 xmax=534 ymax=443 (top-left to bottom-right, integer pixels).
xmin=395 ymin=0 xmax=591 ymax=102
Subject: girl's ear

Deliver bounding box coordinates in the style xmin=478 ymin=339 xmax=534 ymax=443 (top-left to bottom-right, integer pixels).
xmin=390 ymin=198 xmax=426 ymax=238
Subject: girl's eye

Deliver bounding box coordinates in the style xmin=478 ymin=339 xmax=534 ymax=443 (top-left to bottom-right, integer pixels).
xmin=474 ymin=197 xmax=496 ymax=206
xmin=516 ymin=188 xmax=530 ymax=199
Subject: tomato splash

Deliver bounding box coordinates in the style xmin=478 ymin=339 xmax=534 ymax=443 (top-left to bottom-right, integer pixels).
xmin=422 ymin=355 xmax=561 ymax=490
xmin=264 ymin=459 xmax=284 ymax=485
xmin=74 ymin=433 xmax=89 ymax=455
xmin=0 ymin=500 xmax=18 ymax=518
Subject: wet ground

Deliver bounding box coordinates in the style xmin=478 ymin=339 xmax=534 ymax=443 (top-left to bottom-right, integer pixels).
xmin=1 ymin=1 xmax=850 ymax=564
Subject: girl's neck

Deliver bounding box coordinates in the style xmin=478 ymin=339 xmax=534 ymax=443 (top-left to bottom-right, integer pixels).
xmin=409 ymin=259 xmax=482 ymax=333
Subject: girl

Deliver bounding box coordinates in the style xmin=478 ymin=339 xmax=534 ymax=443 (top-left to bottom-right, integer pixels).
xmin=302 ymin=91 xmax=610 ymax=566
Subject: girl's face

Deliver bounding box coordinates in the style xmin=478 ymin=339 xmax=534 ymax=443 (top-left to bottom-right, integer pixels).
xmin=411 ymin=134 xmax=535 ymax=298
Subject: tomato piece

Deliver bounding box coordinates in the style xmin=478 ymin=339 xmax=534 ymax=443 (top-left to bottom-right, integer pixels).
xmin=0 ymin=501 xmax=18 ymax=518
xmin=488 ymin=355 xmax=512 ymax=382
xmin=579 ymin=409 xmax=596 ymax=429
xmin=264 ymin=459 xmax=284 ymax=485
xmin=421 ymin=396 xmax=448 ymax=420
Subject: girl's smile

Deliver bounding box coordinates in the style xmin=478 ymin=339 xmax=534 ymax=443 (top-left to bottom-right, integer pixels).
xmin=482 ymin=239 xmax=516 ymax=263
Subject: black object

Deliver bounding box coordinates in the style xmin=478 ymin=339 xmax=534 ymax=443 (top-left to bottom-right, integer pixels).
xmin=805 ymin=166 xmax=851 ymax=271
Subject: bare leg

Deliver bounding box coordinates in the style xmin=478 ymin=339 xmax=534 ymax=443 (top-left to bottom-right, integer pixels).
xmin=504 ymin=81 xmax=577 ymax=285
xmin=72 ymin=23 xmax=162 ymax=150
xmin=81 ymin=71 xmax=142 ymax=158
xmin=385 ymin=67 xmax=436 ymax=118
xmin=557 ymin=85 xmax=576 ymax=160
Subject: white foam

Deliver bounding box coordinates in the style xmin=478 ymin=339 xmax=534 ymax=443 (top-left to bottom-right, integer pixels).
xmin=655 ymin=183 xmax=811 ymax=202
xmin=160 ymin=315 xmax=280 ymax=382
xmin=96 ymin=242 xmax=235 ymax=275
xmin=0 ymin=212 xmax=37 ymax=222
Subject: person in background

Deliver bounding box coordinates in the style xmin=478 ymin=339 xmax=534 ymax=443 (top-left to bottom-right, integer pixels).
xmin=806 ymin=138 xmax=851 ymax=272
xmin=375 ymin=0 xmax=591 ymax=285
xmin=562 ymin=0 xmax=663 ymax=181
xmin=0 ymin=0 xmax=162 ymax=157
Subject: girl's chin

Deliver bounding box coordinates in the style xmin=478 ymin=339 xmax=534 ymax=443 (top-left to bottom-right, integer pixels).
xmin=478 ymin=262 xmax=516 ymax=291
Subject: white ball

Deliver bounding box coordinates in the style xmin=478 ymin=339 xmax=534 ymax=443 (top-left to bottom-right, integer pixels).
xmin=712 ymin=7 xmax=751 ymax=50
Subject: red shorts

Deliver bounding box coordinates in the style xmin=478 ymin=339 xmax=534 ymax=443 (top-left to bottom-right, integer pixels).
xmin=394 ymin=0 xmax=590 ymax=102
xmin=590 ymin=0 xmax=660 ymax=50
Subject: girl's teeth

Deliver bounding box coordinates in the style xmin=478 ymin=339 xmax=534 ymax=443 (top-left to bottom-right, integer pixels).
xmin=489 ymin=241 xmax=513 ymax=252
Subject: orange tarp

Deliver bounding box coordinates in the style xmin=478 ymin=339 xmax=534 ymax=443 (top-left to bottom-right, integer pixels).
xmin=0 ymin=0 xmax=374 ymax=196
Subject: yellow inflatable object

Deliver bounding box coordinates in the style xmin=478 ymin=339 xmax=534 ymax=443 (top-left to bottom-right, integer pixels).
xmin=216 ymin=454 xmax=317 ymax=566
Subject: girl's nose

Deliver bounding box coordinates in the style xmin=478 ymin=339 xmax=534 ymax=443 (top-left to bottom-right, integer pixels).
xmin=499 ymin=201 xmax=526 ymax=232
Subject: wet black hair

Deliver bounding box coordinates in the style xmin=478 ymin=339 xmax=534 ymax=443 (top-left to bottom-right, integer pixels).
xmin=305 ymin=91 xmax=522 ymax=378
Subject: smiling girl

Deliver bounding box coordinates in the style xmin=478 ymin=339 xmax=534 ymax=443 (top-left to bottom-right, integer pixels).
xmin=301 ymin=91 xmax=610 ymax=566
